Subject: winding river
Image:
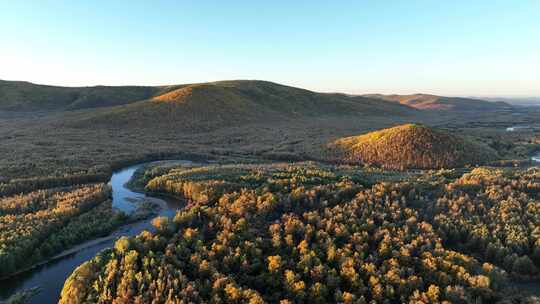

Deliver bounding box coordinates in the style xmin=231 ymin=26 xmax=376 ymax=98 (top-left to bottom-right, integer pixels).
xmin=0 ymin=161 xmax=189 ymax=303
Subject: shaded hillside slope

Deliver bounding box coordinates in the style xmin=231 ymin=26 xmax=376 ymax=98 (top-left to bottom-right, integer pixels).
xmin=67 ymin=80 xmax=418 ymax=131
xmin=1 ymin=79 xmax=511 ymax=113
xmin=327 ymin=123 xmax=498 ymax=169
xmin=0 ymin=80 xmax=164 ymax=111
xmin=364 ymin=93 xmax=511 ymax=111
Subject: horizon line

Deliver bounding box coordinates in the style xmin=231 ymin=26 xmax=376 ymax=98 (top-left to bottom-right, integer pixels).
xmin=1 ymin=77 xmax=539 ymax=99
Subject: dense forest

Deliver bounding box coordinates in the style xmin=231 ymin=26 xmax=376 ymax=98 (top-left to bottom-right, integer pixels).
xmin=327 ymin=124 xmax=498 ymax=170
xmin=0 ymin=183 xmax=127 ymax=277
xmin=423 ymin=168 xmax=540 ymax=277
xmin=60 ymin=162 xmax=539 ymax=303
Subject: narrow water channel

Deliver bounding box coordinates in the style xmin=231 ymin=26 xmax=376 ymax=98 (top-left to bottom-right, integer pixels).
xmin=0 ymin=161 xmax=189 ymax=303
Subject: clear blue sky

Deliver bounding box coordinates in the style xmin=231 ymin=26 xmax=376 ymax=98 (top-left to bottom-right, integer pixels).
xmin=1 ymin=1 xmax=539 ymax=96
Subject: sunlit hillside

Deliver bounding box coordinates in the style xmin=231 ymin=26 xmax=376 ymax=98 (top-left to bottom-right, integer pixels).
xmin=65 ymin=80 xmax=418 ymax=131
xmin=327 ymin=123 xmax=498 ymax=169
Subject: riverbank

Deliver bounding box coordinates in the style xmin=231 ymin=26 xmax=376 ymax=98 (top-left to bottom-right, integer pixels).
xmin=0 ymin=196 xmax=161 ymax=281
xmin=0 ymin=162 xmax=187 ymax=304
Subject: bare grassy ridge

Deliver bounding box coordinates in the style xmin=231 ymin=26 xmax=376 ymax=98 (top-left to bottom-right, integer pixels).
xmin=328 ymin=124 xmax=498 ymax=170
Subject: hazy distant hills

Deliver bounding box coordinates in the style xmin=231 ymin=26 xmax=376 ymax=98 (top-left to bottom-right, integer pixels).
xmin=478 ymin=96 xmax=540 ymax=106
xmin=363 ymin=93 xmax=511 ymax=111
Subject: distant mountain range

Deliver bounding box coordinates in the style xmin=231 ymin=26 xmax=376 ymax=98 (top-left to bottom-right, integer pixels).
xmin=0 ymin=79 xmax=513 ymax=111
xmin=0 ymin=79 xmax=412 ymax=113
xmin=0 ymin=79 xmax=517 ymax=132
xmin=473 ymin=96 xmax=540 ymax=106
xmin=362 ymin=93 xmax=512 ymax=111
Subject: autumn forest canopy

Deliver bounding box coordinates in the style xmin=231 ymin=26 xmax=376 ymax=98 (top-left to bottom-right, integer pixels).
xmin=327 ymin=124 xmax=498 ymax=170
xmin=60 ymin=163 xmax=540 ymax=303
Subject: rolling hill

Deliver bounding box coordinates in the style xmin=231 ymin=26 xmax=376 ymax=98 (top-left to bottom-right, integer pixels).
xmin=364 ymin=93 xmax=511 ymax=111
xmin=1 ymin=79 xmax=514 ymax=115
xmin=0 ymin=79 xmax=166 ymax=111
xmin=327 ymin=123 xmax=498 ymax=169
xmin=480 ymin=96 xmax=540 ymax=106
xmin=64 ymin=80 xmax=419 ymax=131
